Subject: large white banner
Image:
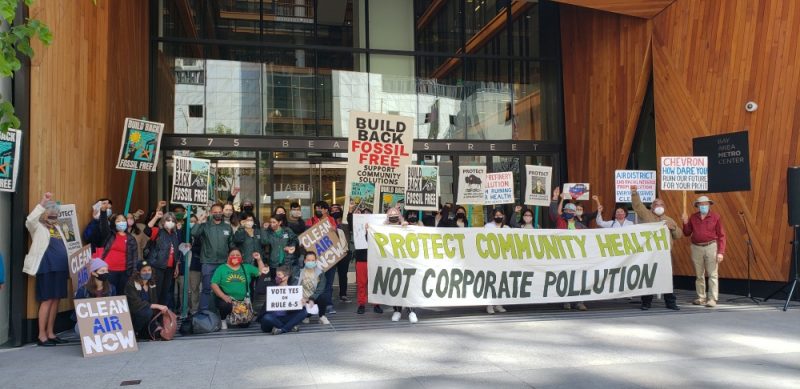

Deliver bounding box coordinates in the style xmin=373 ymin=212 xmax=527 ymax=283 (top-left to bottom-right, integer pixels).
xmin=367 ymin=223 xmax=673 ymax=307
xmin=456 ymin=166 xmax=486 ymax=205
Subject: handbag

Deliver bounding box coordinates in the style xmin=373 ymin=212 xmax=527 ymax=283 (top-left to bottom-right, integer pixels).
xmin=227 ymin=267 xmax=254 ymax=326
xmin=149 ymin=309 xmax=178 ymax=341
xmin=192 ymin=310 xmax=221 ymax=334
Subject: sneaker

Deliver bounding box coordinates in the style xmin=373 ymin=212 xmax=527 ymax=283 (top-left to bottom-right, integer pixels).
xmin=563 ymin=303 xmax=572 ymax=310
xmin=220 ymin=320 xmax=228 ymax=330
xmin=486 ymin=305 xmax=495 ymax=314
xmin=391 ymin=311 xmax=401 ymax=322
xmin=692 ymin=298 xmax=706 ymax=305
xmin=641 ymin=304 xmax=651 ymax=311
xmin=373 ymin=305 xmax=383 ymax=314
xmin=705 ymin=300 xmax=717 ymax=308
xmin=576 ymin=303 xmax=588 ymax=311
xmin=291 ymin=326 xmax=300 ymax=332
xmin=327 ymin=305 xmax=336 ymax=314
xmin=302 ymin=317 xmax=310 ymax=324
xmin=495 ymin=305 xmax=506 ymax=313
xmin=357 ymin=305 xmax=365 ymax=314
xmin=319 ymin=316 xmax=330 ymax=325
xmin=340 ymin=296 xmax=352 ymax=303
xmin=271 ymin=328 xmax=283 ymax=335
xmin=408 ymin=311 xmax=418 ymax=323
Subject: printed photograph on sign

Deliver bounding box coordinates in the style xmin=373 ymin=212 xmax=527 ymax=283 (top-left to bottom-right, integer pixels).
xmin=375 ymin=184 xmax=405 ymax=214
xmin=115 ymin=118 xmax=164 ymax=172
xmin=266 ymin=286 xmax=303 ymax=312
xmin=484 ymin=172 xmax=515 ymax=205
xmin=456 ymin=166 xmax=486 ymax=205
xmin=58 ymin=204 xmax=83 ymax=255
xmin=405 ymin=165 xmax=440 ymax=211
xmin=0 ymin=129 xmax=22 ymax=192
xmin=76 ymin=296 xmax=138 ymax=358
xmin=562 ymin=183 xmax=590 ymax=201
xmin=660 ymin=156 xmax=708 ymax=191
xmin=615 ymin=170 xmax=657 ymax=203
xmin=524 ymin=165 xmax=552 ymax=206
xmin=171 ymin=156 xmax=212 ymax=206
xmin=344 ymin=111 xmax=414 ymax=221
xmin=349 ymin=182 xmax=376 ymax=213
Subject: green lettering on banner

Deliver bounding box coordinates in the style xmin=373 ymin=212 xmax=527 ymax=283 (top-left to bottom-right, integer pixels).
xmin=596 ymin=234 xmax=614 ymax=257
xmin=527 ymin=235 xmax=546 ymax=259
xmin=497 ymin=234 xmax=517 ymax=259
xmin=621 ymin=233 xmax=638 ymax=255
xmin=390 ymin=234 xmax=407 ymax=258
xmin=431 ymin=234 xmax=444 ymax=259
xmin=560 ymin=236 xmax=576 ymax=258
xmin=653 ymin=228 xmax=669 ymax=251
xmin=514 ymin=234 xmax=531 ymax=259
xmin=640 ymin=231 xmax=654 ymax=251
xmin=476 ymin=234 xmax=490 ymax=258
xmin=574 ymin=235 xmax=587 ymax=257
xmin=539 ymin=236 xmax=561 ymax=259
xmin=405 ymin=233 xmax=420 ymax=258
xmin=374 ymin=233 xmax=390 ymax=257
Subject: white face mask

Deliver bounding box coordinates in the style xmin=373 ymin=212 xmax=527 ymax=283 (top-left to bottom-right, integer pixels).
xmin=242 ymin=221 xmax=254 ymax=229
xmin=523 ymin=216 xmax=533 ymax=224
xmin=653 ymin=206 xmax=665 ymax=216
xmin=164 ymin=221 xmax=176 ymax=230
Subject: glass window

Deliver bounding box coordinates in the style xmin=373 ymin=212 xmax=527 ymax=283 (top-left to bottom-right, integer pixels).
xmin=368 ymin=0 xmax=414 ymax=51
xmin=415 ymin=0 xmax=463 ymax=57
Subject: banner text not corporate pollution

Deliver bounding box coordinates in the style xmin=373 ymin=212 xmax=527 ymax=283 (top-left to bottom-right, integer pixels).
xmin=370 ymin=228 xmax=671 ymax=300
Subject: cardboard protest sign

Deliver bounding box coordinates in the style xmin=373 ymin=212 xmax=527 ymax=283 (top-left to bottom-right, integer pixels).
xmin=76 ymin=296 xmax=138 ymax=358
xmin=266 ymin=285 xmax=303 ymax=311
xmin=693 ymin=131 xmax=750 ymax=192
xmin=0 ymin=128 xmax=22 ymax=192
xmin=457 ymin=166 xmax=486 ymax=205
xmin=563 ymin=183 xmax=590 ymax=201
xmin=375 ymin=184 xmax=405 ymax=214
xmin=116 ymin=118 xmax=164 ymax=172
xmin=660 ymin=156 xmax=708 ymax=191
xmin=367 ymin=223 xmax=673 ymax=307
xmin=345 ymin=111 xmax=414 ymax=219
xmin=349 ymin=182 xmax=375 ymax=213
xmin=69 ymin=245 xmax=92 ymax=295
xmin=58 ymin=204 xmax=83 ymax=254
xmin=484 ymin=172 xmax=515 ymax=205
xmin=615 ymin=170 xmax=657 ymax=203
xmin=353 ymin=213 xmax=387 ymax=250
xmin=171 ymin=156 xmax=211 ymax=206
xmin=298 ymin=218 xmax=348 ymax=271
xmin=405 ymin=165 xmax=439 ymax=211
xmin=524 ymin=165 xmax=552 ymax=206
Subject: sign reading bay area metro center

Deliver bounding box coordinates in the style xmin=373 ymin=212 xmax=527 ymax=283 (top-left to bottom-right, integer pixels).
xmin=367 ymin=223 xmax=673 ymax=307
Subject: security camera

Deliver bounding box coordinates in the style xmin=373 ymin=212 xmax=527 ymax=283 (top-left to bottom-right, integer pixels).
xmin=745 ymin=101 xmax=758 ymax=112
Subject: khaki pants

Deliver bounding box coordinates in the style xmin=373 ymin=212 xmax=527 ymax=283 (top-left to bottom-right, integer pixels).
xmin=176 ymin=270 xmax=202 ymax=314
xmin=691 ymin=242 xmax=719 ymax=301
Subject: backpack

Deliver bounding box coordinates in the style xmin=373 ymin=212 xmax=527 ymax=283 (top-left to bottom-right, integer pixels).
xmin=149 ymin=309 xmax=178 ymax=341
xmin=191 ymin=310 xmax=221 ymax=334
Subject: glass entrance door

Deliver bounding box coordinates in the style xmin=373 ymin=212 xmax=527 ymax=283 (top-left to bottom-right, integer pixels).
xmin=262 ymin=153 xmax=347 ymax=221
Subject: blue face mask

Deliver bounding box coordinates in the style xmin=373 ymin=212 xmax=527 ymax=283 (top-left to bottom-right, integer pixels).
xmin=107 ymin=209 xmax=112 ymax=217
xmin=562 ymin=213 xmax=575 ymax=220
xmin=699 ymin=205 xmax=710 ymax=215
xmin=304 ymin=261 xmax=317 ymax=269
xmin=140 ymin=272 xmax=152 ymax=281
xmin=115 ymin=222 xmax=128 ymax=232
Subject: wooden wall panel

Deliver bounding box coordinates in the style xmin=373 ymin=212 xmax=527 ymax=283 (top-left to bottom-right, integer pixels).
xmin=553 ymin=0 xmax=674 ymax=19
xmin=26 ymin=0 xmax=149 ymax=317
xmin=560 ymin=5 xmax=652 ymax=221
xmin=653 ymin=0 xmax=800 ymax=281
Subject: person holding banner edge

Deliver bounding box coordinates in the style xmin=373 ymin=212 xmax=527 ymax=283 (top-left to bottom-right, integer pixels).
xmin=348 ymin=208 xmax=384 ymax=315
xmin=630 ymin=186 xmax=682 ymax=310
xmin=384 ymin=208 xmax=420 ymax=323
xmin=549 ymin=188 xmax=588 ymax=311
xmin=682 ymin=195 xmax=727 ymax=308
xmin=483 ymin=208 xmax=509 ymax=314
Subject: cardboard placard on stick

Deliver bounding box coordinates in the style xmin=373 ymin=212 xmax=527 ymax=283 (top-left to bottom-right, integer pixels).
xmin=615 ymin=170 xmax=657 ymax=203
xmin=457 ymin=166 xmax=486 ymax=205
xmin=660 ymin=156 xmax=708 ymax=191
xmin=171 ymin=156 xmax=211 ymax=206
xmin=115 ymin=118 xmax=164 ymax=172
xmin=405 ymin=165 xmax=440 ymax=211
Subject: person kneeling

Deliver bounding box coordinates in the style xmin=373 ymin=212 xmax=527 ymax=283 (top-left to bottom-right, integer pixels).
xmin=125 ymin=261 xmax=169 ymax=339
xmin=211 ymin=248 xmax=266 ymax=329
xmin=257 ymin=266 xmax=306 ymax=335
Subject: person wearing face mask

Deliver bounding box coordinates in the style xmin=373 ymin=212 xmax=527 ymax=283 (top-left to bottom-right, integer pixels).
xmin=192 ymin=204 xmax=234 ymax=311
xmin=682 ymin=196 xmax=726 ymax=308
xmin=298 ymin=251 xmax=332 ymax=325
xmin=72 ymin=258 xmax=116 ymax=335
xmin=211 ymin=248 xmax=267 ymax=329
xmin=384 ymin=209 xmax=419 ymax=323
xmin=329 ymin=203 xmax=352 ymax=303
xmin=630 ymin=186 xmax=682 ymax=310
xmin=306 ymin=201 xmax=337 ymax=228
xmin=126 ymin=210 xmax=149 ymax=261
xmin=240 ymin=200 xmax=255 ymax=220
xmin=574 ymin=199 xmax=599 ymax=228
xmin=262 ymin=214 xmax=299 ymax=280
xmin=256 ymin=266 xmax=305 ymax=334
xmin=23 ymin=193 xmax=71 ymax=346
xmin=85 ymin=198 xmax=113 ymax=253
xmin=176 ymin=215 xmax=203 ymax=314
xmin=145 ymin=210 xmax=184 ymax=310
xmin=404 ymin=210 xmax=423 ymax=226
xmin=348 ymin=207 xmax=384 ymax=315
xmin=453 ymin=206 xmax=469 ymax=227
xmin=484 ymin=209 xmax=510 ymax=229
xmin=595 ymin=199 xmax=635 ymax=228
xmin=510 ymin=206 xmax=536 ymax=229
xmin=125 ymin=261 xmax=168 ymax=338
xmin=222 ymin=203 xmax=235 ymax=224
xmin=233 ymin=213 xmax=268 ymax=266
xmin=549 ymin=187 xmax=588 ymax=230
xmin=97 ymin=209 xmax=140 ymax=297
xmin=434 ymin=204 xmax=453 ymax=227
xmin=286 ymin=202 xmax=307 ymax=235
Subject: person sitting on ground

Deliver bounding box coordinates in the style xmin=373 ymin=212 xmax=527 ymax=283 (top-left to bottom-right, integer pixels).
xmin=74 ymin=258 xmax=116 ymax=335
xmin=125 ymin=260 xmax=168 ymax=339
xmin=256 ymin=266 xmax=306 ymax=335
xmin=210 ymin=248 xmax=267 ymax=329
xmin=299 ymin=251 xmax=332 ymax=325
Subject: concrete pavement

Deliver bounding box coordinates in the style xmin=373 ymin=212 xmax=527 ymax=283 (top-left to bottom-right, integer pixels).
xmin=1 ymin=293 xmax=799 ymax=388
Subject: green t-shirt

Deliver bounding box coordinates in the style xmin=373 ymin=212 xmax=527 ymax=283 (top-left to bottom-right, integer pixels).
xmin=211 ymin=264 xmax=259 ymax=301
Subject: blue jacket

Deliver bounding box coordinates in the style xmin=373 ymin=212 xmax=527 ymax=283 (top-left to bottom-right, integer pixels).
xmin=0 ymin=253 xmax=5 ymax=285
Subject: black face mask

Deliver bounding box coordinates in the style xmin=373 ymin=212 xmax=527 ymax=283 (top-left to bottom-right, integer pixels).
xmin=494 ymin=217 xmax=504 ymax=224
xmin=96 ymin=273 xmax=109 ymax=282
xmin=212 ymin=213 xmax=223 ymax=222
xmin=456 ymin=213 xmax=466 ymax=220
xmin=315 ymin=210 xmax=324 ymax=218
xmin=331 ymin=211 xmax=343 ymax=220
xmin=243 ymin=206 xmax=254 ymax=213
xmin=388 ymin=216 xmax=400 ymax=224
xmin=407 ymin=216 xmax=418 ymax=223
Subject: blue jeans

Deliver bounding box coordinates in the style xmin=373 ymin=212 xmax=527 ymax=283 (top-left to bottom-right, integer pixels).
xmin=324 ymin=267 xmax=336 ymax=304
xmin=260 ymin=309 xmax=307 ymax=333
xmin=200 ymin=263 xmax=221 ymax=311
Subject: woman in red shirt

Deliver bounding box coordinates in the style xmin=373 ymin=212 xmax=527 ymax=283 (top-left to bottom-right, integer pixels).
xmin=96 ymin=211 xmax=140 ymax=295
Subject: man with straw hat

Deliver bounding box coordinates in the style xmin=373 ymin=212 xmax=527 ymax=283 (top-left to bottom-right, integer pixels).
xmin=682 ymin=195 xmax=727 ymax=308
